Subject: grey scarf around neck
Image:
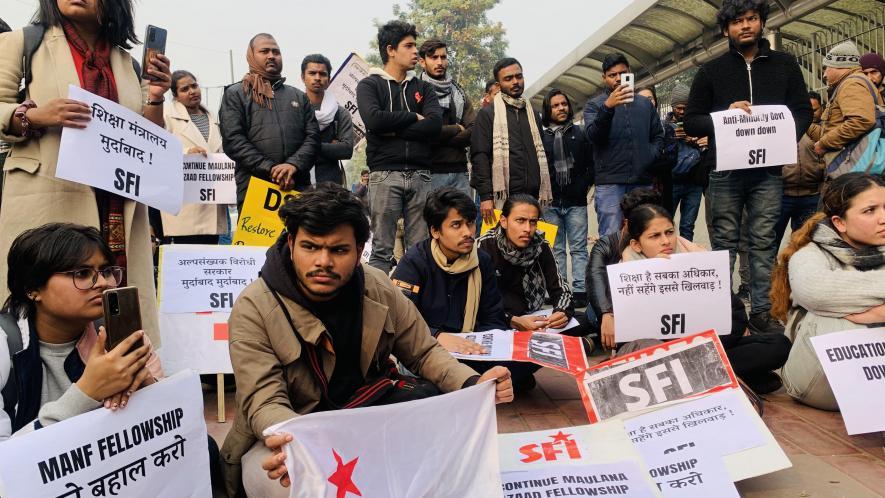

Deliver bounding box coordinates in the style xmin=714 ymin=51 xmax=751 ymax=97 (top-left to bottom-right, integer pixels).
xmin=812 ymin=221 xmax=885 ymax=271
xmin=420 ymin=72 xmax=465 ymax=122
xmin=548 ymin=123 xmax=575 ymax=186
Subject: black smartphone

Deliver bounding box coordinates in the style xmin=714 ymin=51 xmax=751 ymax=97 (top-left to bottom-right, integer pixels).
xmin=102 ymin=286 xmax=144 ymax=353
xmin=141 ymin=25 xmax=167 ymax=82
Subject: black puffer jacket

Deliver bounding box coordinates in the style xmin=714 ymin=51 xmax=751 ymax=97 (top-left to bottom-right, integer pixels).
xmin=314 ymin=106 xmax=355 ymax=185
xmin=586 ymin=233 xmax=621 ymax=318
xmin=541 ymin=123 xmax=594 ymax=208
xmin=219 ymin=79 xmax=320 ymax=207
xmin=684 ymin=38 xmax=812 ymax=173
xmin=471 ymin=103 xmax=544 ymax=201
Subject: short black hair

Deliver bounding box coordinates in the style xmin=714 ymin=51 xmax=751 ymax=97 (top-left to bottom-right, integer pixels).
xmin=602 ymin=53 xmax=629 ymax=74
xmin=423 ymin=188 xmax=477 ymax=233
xmin=541 ymin=89 xmax=573 ymax=127
xmin=249 ymin=33 xmax=276 ymax=49
xmin=279 ymin=183 xmax=370 ymax=246
xmin=301 ymin=54 xmax=332 ymax=75
xmin=501 ymin=194 xmax=541 ymax=218
xmin=418 ymin=39 xmax=447 ymax=59
xmin=377 ymin=20 xmax=419 ymax=64
xmin=493 ymin=57 xmax=522 ymax=81
xmin=4 ymin=223 xmax=114 ymax=320
xmin=808 ymin=90 xmax=822 ymax=103
xmin=34 ymin=0 xmax=138 ymax=49
xmin=170 ymin=70 xmax=197 ymax=96
xmin=717 ymin=0 xmax=769 ymax=32
xmin=485 ymin=80 xmax=498 ymax=93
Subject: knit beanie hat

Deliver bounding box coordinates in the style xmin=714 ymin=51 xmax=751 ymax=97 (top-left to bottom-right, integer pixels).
xmin=860 ymin=52 xmax=885 ymax=75
xmin=823 ymin=41 xmax=861 ymax=69
xmin=670 ymin=83 xmax=690 ymax=106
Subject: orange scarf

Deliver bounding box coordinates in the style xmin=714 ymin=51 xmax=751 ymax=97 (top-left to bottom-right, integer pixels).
xmin=241 ymin=46 xmax=280 ymax=109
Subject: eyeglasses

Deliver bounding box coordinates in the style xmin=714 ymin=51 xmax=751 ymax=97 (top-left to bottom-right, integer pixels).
xmin=57 ymin=266 xmax=124 ymax=290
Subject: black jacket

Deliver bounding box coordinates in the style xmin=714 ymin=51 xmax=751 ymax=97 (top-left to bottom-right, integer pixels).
xmin=219 ymin=79 xmax=320 ymax=207
xmin=391 ymin=239 xmax=507 ymax=335
xmin=471 ymin=103 xmax=544 ymax=201
xmin=356 ymin=71 xmax=442 ymax=171
xmin=478 ymin=236 xmax=574 ymax=321
xmin=430 ymin=82 xmax=476 ymax=174
xmin=314 ymin=106 xmax=355 ymax=185
xmin=582 ymin=92 xmax=664 ymax=185
xmin=541 ymin=123 xmax=594 ymax=208
xmin=684 ymin=39 xmax=812 ymax=173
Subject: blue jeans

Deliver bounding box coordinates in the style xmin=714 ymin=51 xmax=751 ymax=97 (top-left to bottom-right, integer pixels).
xmin=671 ymin=184 xmax=703 ymax=241
xmin=431 ymin=172 xmax=471 ymax=196
xmin=368 ymin=170 xmax=432 ymax=274
xmin=775 ymin=194 xmax=819 ymax=247
xmin=707 ymin=169 xmax=783 ymax=314
xmin=595 ymin=184 xmax=651 ymax=236
xmin=542 ymin=205 xmax=589 ymax=294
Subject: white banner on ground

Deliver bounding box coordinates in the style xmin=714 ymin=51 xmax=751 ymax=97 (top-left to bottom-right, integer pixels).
xmin=607 ymin=251 xmax=731 ymax=342
xmin=711 ymin=105 xmax=797 ymax=171
xmin=501 ymin=462 xmax=661 ymax=498
xmin=57 ymin=85 xmax=184 ymax=213
xmin=328 ymin=53 xmax=370 ymax=143
xmin=181 ymin=153 xmax=236 ymax=204
xmin=265 ymin=383 xmax=501 ymax=498
xmin=158 ymin=312 xmax=233 ymax=375
xmin=0 ymin=371 xmax=210 ymax=498
xmin=810 ymin=327 xmax=885 ymax=435
xmin=158 ymin=244 xmax=265 ymax=314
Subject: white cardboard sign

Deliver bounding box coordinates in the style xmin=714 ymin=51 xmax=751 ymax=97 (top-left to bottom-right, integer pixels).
xmin=711 ymin=105 xmax=797 ymax=171
xmin=159 ymin=244 xmax=265 ymax=314
xmin=328 ymin=53 xmax=370 ymax=143
xmin=158 ymin=312 xmax=233 ymax=375
xmin=810 ymin=327 xmax=885 ymax=435
xmin=181 ymin=153 xmax=237 ymax=204
xmin=57 ymin=85 xmax=184 ymax=213
xmin=501 ymin=462 xmax=661 ymax=498
xmin=0 ymin=371 xmax=210 ymax=498
xmin=607 ymin=251 xmax=731 ymax=342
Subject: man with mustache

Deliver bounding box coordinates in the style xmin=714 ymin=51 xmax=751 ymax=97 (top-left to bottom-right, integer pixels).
xmin=222 ymin=184 xmax=513 ymax=496
xmin=220 ymin=33 xmax=320 ymax=210
xmin=301 ymin=53 xmax=354 ymax=186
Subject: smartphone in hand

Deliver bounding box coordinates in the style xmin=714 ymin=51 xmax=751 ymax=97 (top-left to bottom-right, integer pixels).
xmin=141 ymin=25 xmax=167 ymax=82
xmin=620 ymin=73 xmax=635 ymax=103
xmin=102 ymin=286 xmax=144 ymax=353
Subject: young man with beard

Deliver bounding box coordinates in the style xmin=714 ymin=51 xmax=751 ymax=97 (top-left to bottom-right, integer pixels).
xmin=472 ymin=58 xmax=554 ymax=225
xmin=357 ymin=21 xmax=443 ymax=275
xmin=220 ymin=34 xmax=320 ymax=210
xmin=540 ymin=89 xmax=593 ymax=308
xmin=221 ymin=184 xmax=513 ymax=497
xmin=860 ymin=52 xmax=885 ymax=101
xmin=684 ymin=0 xmax=811 ymax=334
xmin=418 ymin=39 xmax=476 ymax=195
xmin=301 ymin=54 xmax=354 ymax=186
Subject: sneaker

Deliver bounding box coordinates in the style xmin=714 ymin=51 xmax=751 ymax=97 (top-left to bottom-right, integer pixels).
xmin=749 ymin=312 xmax=785 ymax=334
xmin=573 ymin=292 xmax=588 ymax=309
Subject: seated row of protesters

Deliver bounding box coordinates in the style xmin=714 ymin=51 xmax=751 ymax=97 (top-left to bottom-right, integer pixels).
xmin=585 ymin=188 xmax=793 ymax=394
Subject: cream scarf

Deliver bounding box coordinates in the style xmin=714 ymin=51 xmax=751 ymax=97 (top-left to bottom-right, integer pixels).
xmin=430 ymin=240 xmax=482 ymax=332
xmin=492 ymin=92 xmax=553 ymax=207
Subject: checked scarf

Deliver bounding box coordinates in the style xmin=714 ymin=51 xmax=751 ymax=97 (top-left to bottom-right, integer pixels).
xmin=491 ymin=92 xmax=553 ymax=207
xmin=489 ymin=225 xmax=547 ymax=312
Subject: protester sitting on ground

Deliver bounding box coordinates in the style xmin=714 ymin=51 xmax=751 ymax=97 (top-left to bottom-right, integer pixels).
xmin=809 ymin=41 xmax=885 ymax=163
xmin=0 ymin=0 xmax=172 ymax=347
xmin=860 ymin=52 xmax=885 ymax=101
xmin=222 ymin=184 xmax=513 ymax=497
xmin=0 ymin=223 xmax=163 ymax=439
xmin=586 ymin=189 xmax=791 ymax=393
xmin=161 ymin=70 xmax=229 ymax=245
xmin=771 ymin=173 xmax=885 ymax=410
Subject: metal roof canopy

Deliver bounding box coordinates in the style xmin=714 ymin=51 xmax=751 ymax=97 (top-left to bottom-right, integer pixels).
xmin=526 ymin=0 xmax=883 ymax=110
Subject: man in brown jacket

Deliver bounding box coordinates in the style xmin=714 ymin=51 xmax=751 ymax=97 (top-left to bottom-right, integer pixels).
xmin=810 ymin=41 xmax=884 ymax=160
xmin=221 ymin=184 xmax=513 ymax=497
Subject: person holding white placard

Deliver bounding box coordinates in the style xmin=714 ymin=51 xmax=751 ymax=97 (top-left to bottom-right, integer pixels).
xmin=772 ymin=173 xmax=885 ymax=410
xmin=160 ymin=70 xmax=228 ymax=244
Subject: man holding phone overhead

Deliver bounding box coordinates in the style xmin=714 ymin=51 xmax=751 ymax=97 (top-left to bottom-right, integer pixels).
xmin=582 ymin=52 xmax=664 ymax=236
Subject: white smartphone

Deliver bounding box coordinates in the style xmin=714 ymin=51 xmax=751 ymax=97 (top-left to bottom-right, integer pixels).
xmin=620 ymin=73 xmax=635 ymax=103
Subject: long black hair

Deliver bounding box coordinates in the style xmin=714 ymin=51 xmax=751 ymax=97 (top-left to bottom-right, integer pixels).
xmin=541 ymin=89 xmax=574 ymax=127
xmin=4 ymin=223 xmax=114 ymax=320
xmin=33 ymin=0 xmax=139 ymax=49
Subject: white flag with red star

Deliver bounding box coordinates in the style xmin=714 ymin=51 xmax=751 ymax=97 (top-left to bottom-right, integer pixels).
xmin=264 ymin=382 xmax=501 ymax=498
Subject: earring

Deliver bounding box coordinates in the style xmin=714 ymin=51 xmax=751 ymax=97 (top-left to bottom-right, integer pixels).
xmin=26 ymin=292 xmax=35 ymax=300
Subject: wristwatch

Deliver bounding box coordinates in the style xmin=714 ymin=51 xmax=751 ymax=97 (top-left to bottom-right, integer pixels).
xmin=14 ymin=100 xmax=43 ymax=138
xmin=144 ymin=99 xmax=164 ymax=106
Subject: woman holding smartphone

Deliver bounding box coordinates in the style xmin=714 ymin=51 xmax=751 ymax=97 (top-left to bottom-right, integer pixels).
xmin=0 ymin=223 xmax=162 ymax=440
xmin=0 ymin=0 xmax=172 ymax=347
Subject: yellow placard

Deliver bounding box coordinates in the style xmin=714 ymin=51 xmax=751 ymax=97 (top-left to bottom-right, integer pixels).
xmin=232 ymin=177 xmax=299 ymax=246
xmin=480 ymin=209 xmax=558 ymax=247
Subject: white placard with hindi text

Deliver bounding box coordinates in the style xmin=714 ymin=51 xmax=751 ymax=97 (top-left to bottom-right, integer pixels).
xmin=0 ymin=371 xmax=210 ymax=498
xmin=810 ymin=327 xmax=885 ymax=435
xmin=181 ymin=153 xmax=237 ymax=204
xmin=607 ymin=251 xmax=731 ymax=342
xmin=57 ymin=85 xmax=183 ymax=213
xmin=328 ymin=53 xmax=370 ymax=143
xmin=711 ymin=105 xmax=797 ymax=171
xmin=159 ymin=244 xmax=265 ymax=314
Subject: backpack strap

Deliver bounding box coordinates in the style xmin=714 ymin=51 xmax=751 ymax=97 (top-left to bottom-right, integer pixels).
xmin=0 ymin=313 xmax=23 ymax=357
xmin=19 ymin=23 xmax=47 ymax=103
